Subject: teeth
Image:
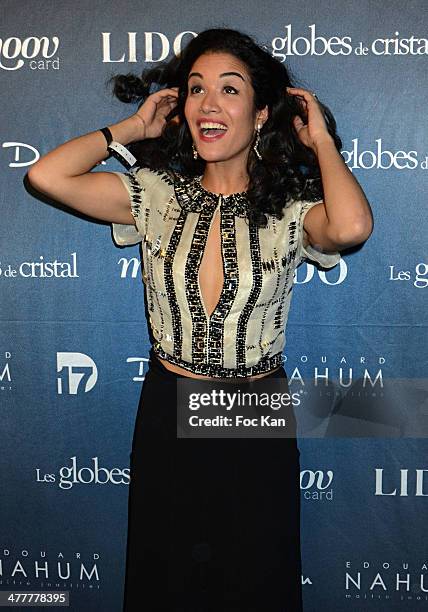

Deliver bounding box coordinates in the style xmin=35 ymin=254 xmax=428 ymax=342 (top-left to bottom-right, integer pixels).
xmin=199 ymin=122 xmax=227 ymax=130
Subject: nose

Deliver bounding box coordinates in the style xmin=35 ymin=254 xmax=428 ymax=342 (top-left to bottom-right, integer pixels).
xmin=199 ymin=89 xmax=221 ymax=114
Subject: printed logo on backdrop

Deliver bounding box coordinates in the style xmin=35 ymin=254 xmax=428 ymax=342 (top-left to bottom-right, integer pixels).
xmin=300 ymin=469 xmax=334 ymax=501
xmin=295 ymin=258 xmax=348 ymax=285
xmin=288 ymin=359 xmax=428 ymax=438
xmin=0 ymin=254 xmax=78 ymax=278
xmin=56 ymin=353 xmax=97 ymax=395
xmin=0 ymin=547 xmax=100 ymax=591
xmin=344 ymin=560 xmax=428 ymax=604
xmin=101 ymin=31 xmax=196 ymax=63
xmin=8 ymin=138 xmax=425 ymax=172
xmin=118 ymin=257 xmax=141 ymax=279
xmin=285 ymin=355 xmax=387 ymax=438
xmin=56 ymin=352 xmax=149 ymax=389
xmin=2 ymin=142 xmax=41 ymax=166
xmin=117 ymin=255 xmax=348 ymax=285
xmin=0 ymin=36 xmax=59 ymax=70
xmin=271 ymin=24 xmax=428 ymax=59
xmin=100 ymin=27 xmax=427 ymax=63
xmin=35 ymin=456 xmax=130 ymax=490
xmin=285 ymin=354 xmax=385 ymax=389
xmin=375 ymin=468 xmax=428 ymax=497
xmin=389 ymin=263 xmax=428 ymax=288
xmin=341 ymin=139 xmax=428 ymax=172
xmin=126 ymin=357 xmax=150 ymax=382
xmin=0 ymin=352 xmax=12 ymax=392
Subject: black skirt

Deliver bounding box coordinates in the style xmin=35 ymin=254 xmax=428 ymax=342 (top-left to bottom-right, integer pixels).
xmin=123 ymin=348 xmax=303 ymax=612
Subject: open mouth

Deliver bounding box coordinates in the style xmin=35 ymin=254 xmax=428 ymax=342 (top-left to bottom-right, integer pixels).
xmin=199 ymin=122 xmax=228 ymax=138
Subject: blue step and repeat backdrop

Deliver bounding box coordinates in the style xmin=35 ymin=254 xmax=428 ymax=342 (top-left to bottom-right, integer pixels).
xmin=1 ymin=1 xmax=427 ymax=610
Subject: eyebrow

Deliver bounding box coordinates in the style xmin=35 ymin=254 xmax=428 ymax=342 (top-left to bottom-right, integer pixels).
xmin=188 ymin=71 xmax=245 ymax=82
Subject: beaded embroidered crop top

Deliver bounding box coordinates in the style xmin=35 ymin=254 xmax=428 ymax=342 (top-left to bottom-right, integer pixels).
xmin=111 ymin=167 xmax=341 ymax=378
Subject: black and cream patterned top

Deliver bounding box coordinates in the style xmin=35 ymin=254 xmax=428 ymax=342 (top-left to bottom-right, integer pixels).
xmin=111 ymin=167 xmax=341 ymax=378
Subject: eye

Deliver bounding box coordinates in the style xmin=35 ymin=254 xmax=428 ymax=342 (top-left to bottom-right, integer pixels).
xmin=188 ymin=84 xmax=238 ymax=94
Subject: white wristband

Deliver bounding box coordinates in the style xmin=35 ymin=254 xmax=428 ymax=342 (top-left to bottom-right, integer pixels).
xmin=107 ymin=141 xmax=137 ymax=169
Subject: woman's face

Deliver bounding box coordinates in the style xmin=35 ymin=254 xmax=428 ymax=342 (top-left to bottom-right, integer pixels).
xmin=184 ymin=52 xmax=267 ymax=165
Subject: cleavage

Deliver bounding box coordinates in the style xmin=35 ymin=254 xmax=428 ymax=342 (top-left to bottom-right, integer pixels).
xmin=198 ymin=209 xmax=224 ymax=318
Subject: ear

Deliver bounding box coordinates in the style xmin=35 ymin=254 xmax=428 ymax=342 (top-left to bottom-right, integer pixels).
xmin=256 ymin=105 xmax=269 ymax=127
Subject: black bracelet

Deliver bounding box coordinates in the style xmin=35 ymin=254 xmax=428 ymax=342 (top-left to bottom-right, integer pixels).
xmin=100 ymin=127 xmax=113 ymax=146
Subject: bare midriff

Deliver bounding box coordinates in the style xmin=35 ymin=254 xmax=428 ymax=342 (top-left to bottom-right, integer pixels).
xmin=157 ymin=355 xmax=281 ymax=381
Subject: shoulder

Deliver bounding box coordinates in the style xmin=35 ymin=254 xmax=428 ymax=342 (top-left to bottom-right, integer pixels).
xmin=130 ymin=166 xmax=175 ymax=194
xmin=273 ymin=196 xmax=312 ymax=223
xmin=289 ymin=198 xmax=341 ymax=269
xmin=278 ymin=198 xmax=325 ymax=231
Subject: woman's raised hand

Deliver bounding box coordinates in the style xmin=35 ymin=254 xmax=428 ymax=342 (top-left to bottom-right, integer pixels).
xmin=132 ymin=86 xmax=179 ymax=140
xmin=286 ymin=87 xmax=333 ymax=153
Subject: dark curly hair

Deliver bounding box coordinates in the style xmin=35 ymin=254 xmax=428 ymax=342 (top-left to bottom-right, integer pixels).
xmin=106 ymin=27 xmax=342 ymax=227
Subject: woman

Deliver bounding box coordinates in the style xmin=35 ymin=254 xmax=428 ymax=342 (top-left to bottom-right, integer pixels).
xmin=28 ymin=27 xmax=373 ymax=612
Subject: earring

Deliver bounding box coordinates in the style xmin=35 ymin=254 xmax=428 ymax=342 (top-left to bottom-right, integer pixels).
xmin=253 ymin=124 xmax=262 ymax=160
xmin=192 ymin=143 xmax=198 ymax=160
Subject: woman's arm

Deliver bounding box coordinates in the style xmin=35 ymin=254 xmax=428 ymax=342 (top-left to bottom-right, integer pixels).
xmin=286 ymin=86 xmax=374 ymax=251
xmin=303 ymin=137 xmax=374 ymax=251
xmin=27 ymin=86 xmax=179 ymax=224
xmin=27 ymin=116 xmax=144 ymax=224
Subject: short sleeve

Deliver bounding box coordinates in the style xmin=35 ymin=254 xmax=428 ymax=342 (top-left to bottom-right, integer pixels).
xmin=297 ymin=200 xmax=341 ymax=268
xmin=110 ymin=167 xmax=159 ymax=247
